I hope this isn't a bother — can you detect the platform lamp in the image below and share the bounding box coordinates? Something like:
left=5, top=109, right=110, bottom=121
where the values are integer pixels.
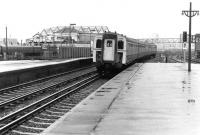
left=90, top=29, right=95, bottom=56
left=69, top=24, right=76, bottom=46
left=69, top=24, right=76, bottom=59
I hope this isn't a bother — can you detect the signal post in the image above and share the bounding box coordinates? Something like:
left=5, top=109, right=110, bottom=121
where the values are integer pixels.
left=182, top=2, right=199, bottom=71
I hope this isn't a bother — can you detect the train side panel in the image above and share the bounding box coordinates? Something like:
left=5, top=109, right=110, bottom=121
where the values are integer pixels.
left=126, top=38, right=139, bottom=64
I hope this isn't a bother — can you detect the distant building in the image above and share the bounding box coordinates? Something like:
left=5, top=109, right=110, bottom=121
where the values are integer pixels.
left=195, top=34, right=200, bottom=58
left=0, top=38, right=19, bottom=46
left=26, top=26, right=109, bottom=47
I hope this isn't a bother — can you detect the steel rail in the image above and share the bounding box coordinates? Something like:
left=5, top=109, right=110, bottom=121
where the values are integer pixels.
left=0, top=70, right=96, bottom=108
left=191, top=59, right=200, bottom=63
left=0, top=65, right=94, bottom=94
left=0, top=74, right=99, bottom=135
left=169, top=58, right=184, bottom=63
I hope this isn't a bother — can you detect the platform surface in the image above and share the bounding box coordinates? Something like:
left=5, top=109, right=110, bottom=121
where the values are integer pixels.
left=41, top=63, right=200, bottom=135
left=0, top=57, right=90, bottom=73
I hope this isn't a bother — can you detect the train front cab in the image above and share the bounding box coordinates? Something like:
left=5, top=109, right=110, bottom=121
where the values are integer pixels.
left=93, top=33, right=125, bottom=73
left=101, top=33, right=117, bottom=71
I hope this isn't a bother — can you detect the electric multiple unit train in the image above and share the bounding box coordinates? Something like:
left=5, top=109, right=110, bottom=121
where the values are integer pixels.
left=93, top=32, right=157, bottom=73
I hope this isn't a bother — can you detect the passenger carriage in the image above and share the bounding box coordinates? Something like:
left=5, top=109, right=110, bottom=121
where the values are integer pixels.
left=93, top=32, right=157, bottom=73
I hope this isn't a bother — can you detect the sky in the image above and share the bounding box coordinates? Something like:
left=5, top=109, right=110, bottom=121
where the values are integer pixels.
left=0, top=0, right=200, bottom=42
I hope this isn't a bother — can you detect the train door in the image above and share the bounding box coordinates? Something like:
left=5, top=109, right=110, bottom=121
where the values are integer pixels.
left=103, top=39, right=115, bottom=61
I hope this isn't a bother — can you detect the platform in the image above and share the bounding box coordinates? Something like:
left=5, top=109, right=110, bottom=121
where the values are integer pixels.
left=0, top=58, right=90, bottom=73
left=41, top=63, right=200, bottom=135
left=0, top=58, right=92, bottom=89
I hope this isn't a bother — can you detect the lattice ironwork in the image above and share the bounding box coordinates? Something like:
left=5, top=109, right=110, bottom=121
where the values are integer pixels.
left=138, top=38, right=187, bottom=51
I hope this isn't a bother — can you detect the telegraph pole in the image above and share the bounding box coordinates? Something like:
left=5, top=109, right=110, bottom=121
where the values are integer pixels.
left=5, top=26, right=8, bottom=60
left=182, top=2, right=199, bottom=71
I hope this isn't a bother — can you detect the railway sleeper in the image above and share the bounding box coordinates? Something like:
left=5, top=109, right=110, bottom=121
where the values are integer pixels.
left=50, top=106, right=71, bottom=111
left=0, top=124, right=5, bottom=128
left=31, top=118, right=55, bottom=124
left=61, top=100, right=79, bottom=105
left=28, top=119, right=52, bottom=125
left=58, top=100, right=76, bottom=105
left=15, top=125, right=45, bottom=132
left=12, top=130, right=39, bottom=135
left=0, top=96, right=12, bottom=100
left=2, top=93, right=16, bottom=97
left=37, top=113, right=60, bottom=119
left=41, top=111, right=63, bottom=117
left=43, top=110, right=64, bottom=116
left=22, top=121, right=50, bottom=128
left=33, top=116, right=57, bottom=122
left=47, top=108, right=67, bottom=113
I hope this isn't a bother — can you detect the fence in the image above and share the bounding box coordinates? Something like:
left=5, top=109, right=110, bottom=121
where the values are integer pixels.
left=58, top=46, right=91, bottom=59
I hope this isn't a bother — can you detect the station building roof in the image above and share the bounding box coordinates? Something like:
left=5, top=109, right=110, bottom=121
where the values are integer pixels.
left=27, top=26, right=109, bottom=44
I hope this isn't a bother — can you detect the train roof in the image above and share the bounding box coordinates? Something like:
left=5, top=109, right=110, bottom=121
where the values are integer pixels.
left=126, top=37, right=156, bottom=47
left=95, top=32, right=157, bottom=47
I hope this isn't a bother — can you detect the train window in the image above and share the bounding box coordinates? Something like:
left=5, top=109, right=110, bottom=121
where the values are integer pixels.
left=96, top=39, right=102, bottom=48
left=106, top=40, right=112, bottom=47
left=118, top=41, right=124, bottom=49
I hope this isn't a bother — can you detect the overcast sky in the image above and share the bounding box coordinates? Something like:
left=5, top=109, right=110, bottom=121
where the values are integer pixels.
left=0, top=0, right=199, bottom=42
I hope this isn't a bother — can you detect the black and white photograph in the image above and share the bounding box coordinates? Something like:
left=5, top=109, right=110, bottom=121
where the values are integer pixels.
left=0, top=0, right=200, bottom=134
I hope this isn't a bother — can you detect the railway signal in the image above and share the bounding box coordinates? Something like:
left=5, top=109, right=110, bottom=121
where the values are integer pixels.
left=183, top=31, right=187, bottom=42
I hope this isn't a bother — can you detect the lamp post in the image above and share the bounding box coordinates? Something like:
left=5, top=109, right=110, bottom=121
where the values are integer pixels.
left=38, top=32, right=40, bottom=47
left=90, top=29, right=95, bottom=56
left=182, top=2, right=199, bottom=71
left=69, top=24, right=76, bottom=46
left=5, top=26, right=8, bottom=60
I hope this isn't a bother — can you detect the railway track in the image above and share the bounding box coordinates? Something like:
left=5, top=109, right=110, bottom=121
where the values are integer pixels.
left=168, top=58, right=183, bottom=63
left=0, top=73, right=101, bottom=135
left=0, top=66, right=96, bottom=109
left=0, top=70, right=96, bottom=109
left=169, top=58, right=200, bottom=64
left=0, top=65, right=94, bottom=95
left=0, top=65, right=100, bottom=134
left=191, top=59, right=200, bottom=63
